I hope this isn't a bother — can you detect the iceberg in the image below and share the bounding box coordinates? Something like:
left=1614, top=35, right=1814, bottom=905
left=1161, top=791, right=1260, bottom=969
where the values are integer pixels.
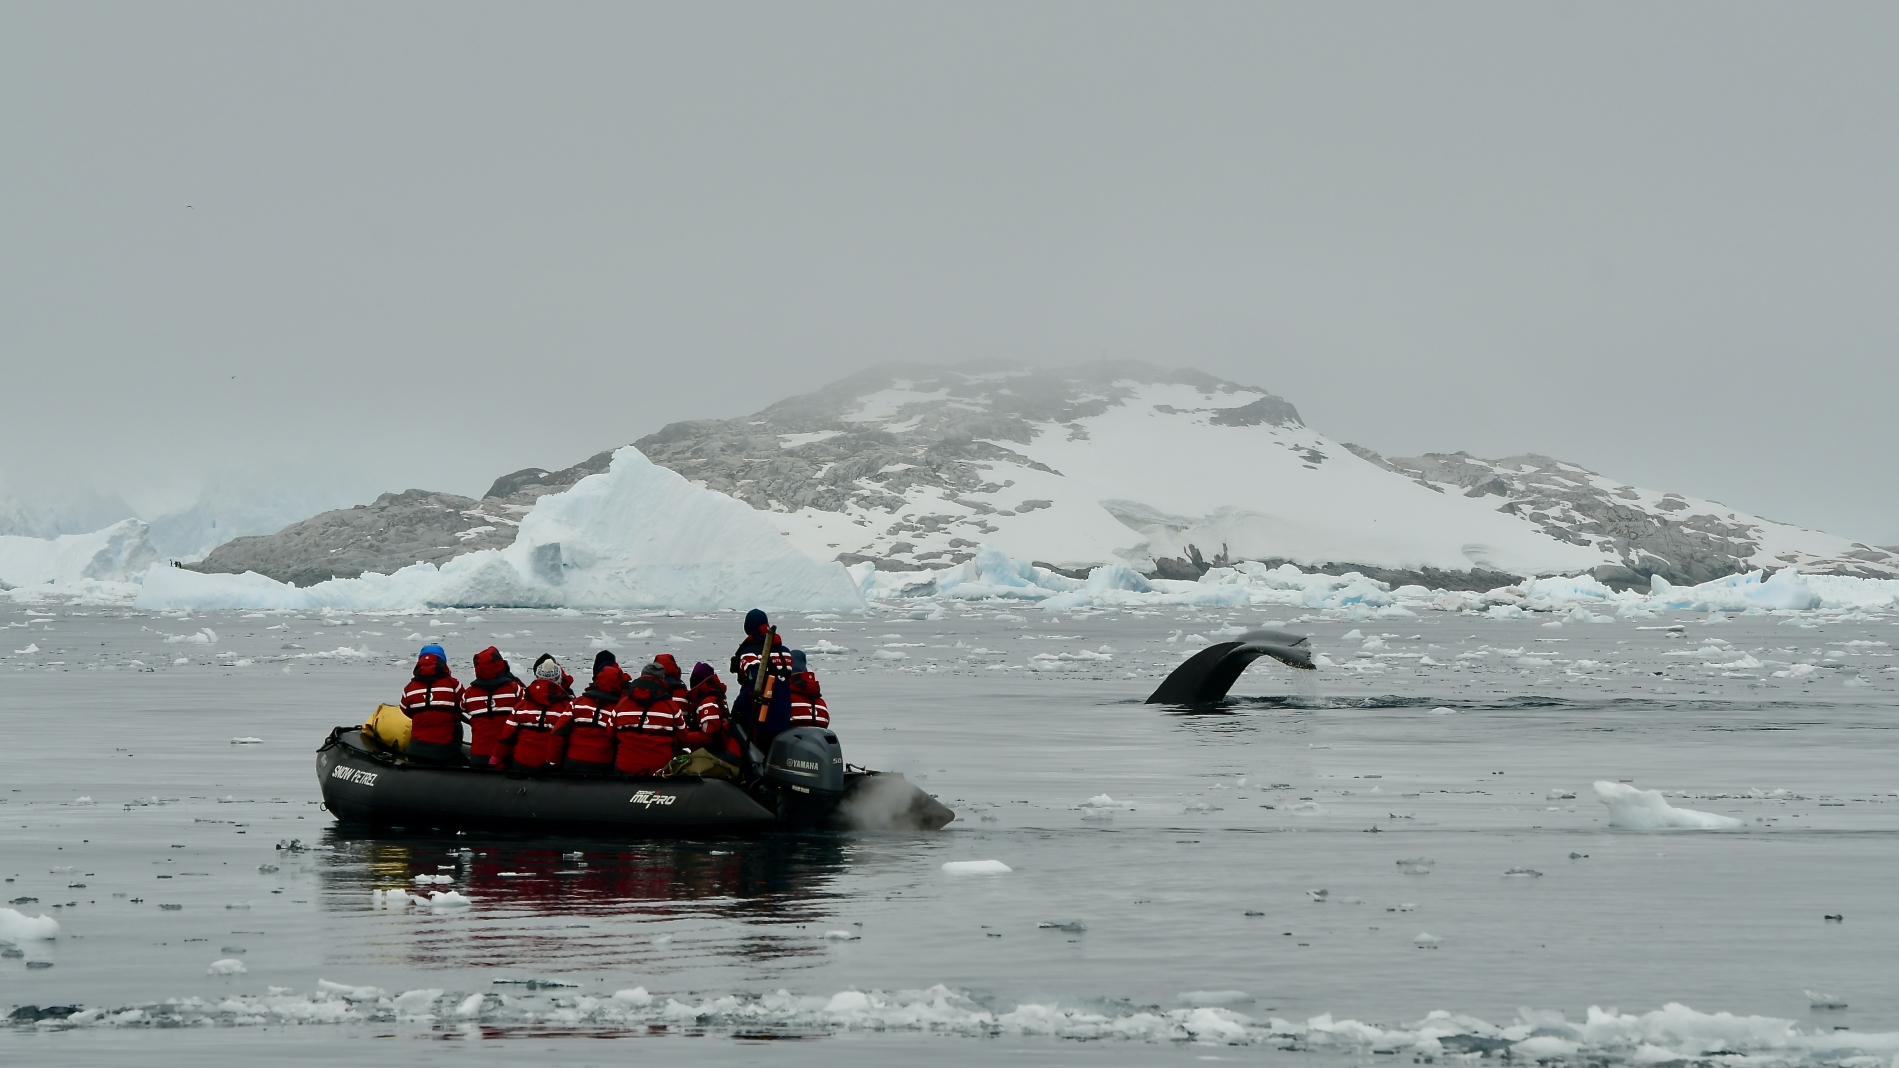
left=0, top=519, right=156, bottom=602
left=1593, top=782, right=1743, bottom=830
left=136, top=448, right=866, bottom=612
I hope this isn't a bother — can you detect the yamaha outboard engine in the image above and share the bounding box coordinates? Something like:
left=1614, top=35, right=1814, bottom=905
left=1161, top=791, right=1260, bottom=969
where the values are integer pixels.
left=763, top=727, right=846, bottom=826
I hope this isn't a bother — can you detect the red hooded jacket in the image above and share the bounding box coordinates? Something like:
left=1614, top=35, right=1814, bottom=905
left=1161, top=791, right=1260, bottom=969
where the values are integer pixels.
left=786, top=671, right=830, bottom=729
left=683, top=671, right=741, bottom=758
left=613, top=673, right=682, bottom=775
left=567, top=665, right=627, bottom=767
left=459, top=647, right=525, bottom=760
left=401, top=655, right=464, bottom=747
left=503, top=678, right=572, bottom=770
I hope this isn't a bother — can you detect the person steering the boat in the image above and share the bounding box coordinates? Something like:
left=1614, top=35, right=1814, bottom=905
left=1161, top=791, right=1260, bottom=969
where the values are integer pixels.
left=612, top=661, right=684, bottom=776
left=495, top=654, right=572, bottom=772
left=401, top=644, right=466, bottom=765
left=460, top=646, right=523, bottom=770
left=730, top=608, right=793, bottom=749
left=566, top=657, right=628, bottom=775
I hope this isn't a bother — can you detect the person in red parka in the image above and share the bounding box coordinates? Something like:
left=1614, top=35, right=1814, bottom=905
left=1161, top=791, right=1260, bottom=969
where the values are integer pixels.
left=653, top=653, right=690, bottom=715
left=460, top=646, right=524, bottom=769
left=566, top=658, right=628, bottom=775
left=401, top=644, right=465, bottom=765
left=613, top=662, right=683, bottom=776
left=498, top=654, right=572, bottom=772
left=682, top=661, right=744, bottom=762
left=785, top=648, right=831, bottom=732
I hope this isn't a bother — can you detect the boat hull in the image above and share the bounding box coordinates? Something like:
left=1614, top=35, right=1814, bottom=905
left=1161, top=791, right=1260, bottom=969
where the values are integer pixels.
left=316, top=727, right=953, bottom=834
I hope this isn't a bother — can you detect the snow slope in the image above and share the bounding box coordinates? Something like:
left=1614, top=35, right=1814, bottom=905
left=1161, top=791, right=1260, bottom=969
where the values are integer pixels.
left=135, top=448, right=864, bottom=612
left=635, top=363, right=1893, bottom=586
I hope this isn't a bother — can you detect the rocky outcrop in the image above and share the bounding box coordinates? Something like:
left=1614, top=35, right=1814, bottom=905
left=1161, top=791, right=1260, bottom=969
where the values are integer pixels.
left=1343, top=448, right=1899, bottom=588
left=191, top=490, right=528, bottom=588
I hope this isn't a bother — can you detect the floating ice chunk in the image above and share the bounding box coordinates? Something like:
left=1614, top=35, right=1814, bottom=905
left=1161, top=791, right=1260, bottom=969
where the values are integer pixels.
left=872, top=649, right=909, bottom=660
left=425, top=890, right=471, bottom=910
left=0, top=907, right=61, bottom=941
left=412, top=874, right=453, bottom=885
left=1037, top=920, right=1087, bottom=932
left=1547, top=789, right=1576, bottom=800
left=230, top=737, right=263, bottom=745
left=455, top=993, right=484, bottom=1017
left=392, top=989, right=442, bottom=1014
left=611, top=986, right=653, bottom=1007
left=1502, top=867, right=1543, bottom=877
left=74, top=795, right=94, bottom=805
left=1429, top=707, right=1456, bottom=715
left=942, top=860, right=1012, bottom=875
left=1286, top=801, right=1325, bottom=815
left=1773, top=663, right=1817, bottom=678
left=1178, top=990, right=1253, bottom=1007
left=823, top=930, right=861, bottom=940
left=15, top=643, right=39, bottom=654
left=1414, top=932, right=1440, bottom=948
left=207, top=958, right=248, bottom=975
left=1339, top=629, right=1364, bottom=640
left=172, top=657, right=189, bottom=666
left=1396, top=858, right=1434, bottom=874
left=1594, top=781, right=1742, bottom=829
left=317, top=979, right=388, bottom=1000
left=1805, top=990, right=1848, bottom=1009
left=164, top=628, right=218, bottom=645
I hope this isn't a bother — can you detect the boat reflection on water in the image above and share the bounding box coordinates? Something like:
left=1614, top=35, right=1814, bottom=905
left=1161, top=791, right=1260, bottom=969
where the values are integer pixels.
left=318, top=827, right=855, bottom=975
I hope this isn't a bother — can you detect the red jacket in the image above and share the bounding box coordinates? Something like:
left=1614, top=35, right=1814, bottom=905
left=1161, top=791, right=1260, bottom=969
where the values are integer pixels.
left=613, top=674, right=682, bottom=775
left=460, top=647, right=524, bottom=760
left=504, top=679, right=572, bottom=770
left=401, top=656, right=463, bottom=747
left=567, top=666, right=627, bottom=767
left=682, top=673, right=741, bottom=758
left=787, top=671, right=830, bottom=729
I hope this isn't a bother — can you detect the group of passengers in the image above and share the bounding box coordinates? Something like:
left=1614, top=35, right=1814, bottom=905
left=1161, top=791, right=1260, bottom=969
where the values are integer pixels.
left=394, top=609, right=828, bottom=780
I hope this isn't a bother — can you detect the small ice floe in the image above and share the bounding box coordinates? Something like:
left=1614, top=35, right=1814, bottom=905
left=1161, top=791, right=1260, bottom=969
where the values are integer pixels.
left=73, top=796, right=94, bottom=805
left=872, top=649, right=908, bottom=661
left=1594, top=781, right=1743, bottom=829
left=1038, top=921, right=1087, bottom=933
left=164, top=628, right=218, bottom=645
left=1306, top=889, right=1329, bottom=902
left=0, top=907, right=61, bottom=941
left=942, top=860, right=1011, bottom=875
left=1286, top=801, right=1325, bottom=815
left=611, top=986, right=654, bottom=1007
left=1387, top=903, right=1417, bottom=912
left=1183, top=801, right=1222, bottom=813
left=1806, top=990, right=1848, bottom=1009
left=1547, top=788, right=1576, bottom=800
left=1774, top=663, right=1818, bottom=679
left=1178, top=990, right=1253, bottom=1007
left=822, top=930, right=860, bottom=941
left=1414, top=932, right=1440, bottom=948
left=1502, top=867, right=1543, bottom=877
left=1428, top=707, right=1456, bottom=716
left=412, top=874, right=453, bottom=885
left=206, top=958, right=247, bottom=976
left=425, top=891, right=471, bottom=911
left=230, top=737, right=263, bottom=745
left=456, top=993, right=486, bottom=1018
left=1396, top=858, right=1434, bottom=874
left=14, top=643, right=39, bottom=655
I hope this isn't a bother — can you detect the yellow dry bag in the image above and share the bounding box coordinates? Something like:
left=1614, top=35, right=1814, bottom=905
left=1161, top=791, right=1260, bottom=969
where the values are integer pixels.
left=362, top=703, right=411, bottom=752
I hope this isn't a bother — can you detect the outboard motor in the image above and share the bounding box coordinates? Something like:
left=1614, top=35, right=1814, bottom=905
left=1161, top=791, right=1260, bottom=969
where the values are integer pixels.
left=763, top=727, right=846, bottom=826
left=763, top=727, right=846, bottom=798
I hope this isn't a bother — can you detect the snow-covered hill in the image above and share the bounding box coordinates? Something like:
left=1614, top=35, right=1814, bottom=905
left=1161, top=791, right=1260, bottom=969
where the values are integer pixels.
left=635, top=362, right=1895, bottom=588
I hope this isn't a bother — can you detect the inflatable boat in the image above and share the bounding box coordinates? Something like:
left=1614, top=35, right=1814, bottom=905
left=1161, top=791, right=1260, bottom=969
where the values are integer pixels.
left=316, top=725, right=954, bottom=835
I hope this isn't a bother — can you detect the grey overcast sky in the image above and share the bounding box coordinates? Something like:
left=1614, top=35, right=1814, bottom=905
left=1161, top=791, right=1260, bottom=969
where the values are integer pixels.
left=3, top=3, right=1895, bottom=542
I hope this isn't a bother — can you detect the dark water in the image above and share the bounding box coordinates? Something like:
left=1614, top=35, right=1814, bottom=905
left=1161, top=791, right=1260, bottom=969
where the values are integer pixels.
left=3, top=602, right=1896, bottom=1063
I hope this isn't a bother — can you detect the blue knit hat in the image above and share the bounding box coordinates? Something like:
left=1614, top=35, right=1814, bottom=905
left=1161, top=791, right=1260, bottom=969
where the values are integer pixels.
left=744, top=608, right=769, bottom=635
left=419, top=643, right=446, bottom=663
